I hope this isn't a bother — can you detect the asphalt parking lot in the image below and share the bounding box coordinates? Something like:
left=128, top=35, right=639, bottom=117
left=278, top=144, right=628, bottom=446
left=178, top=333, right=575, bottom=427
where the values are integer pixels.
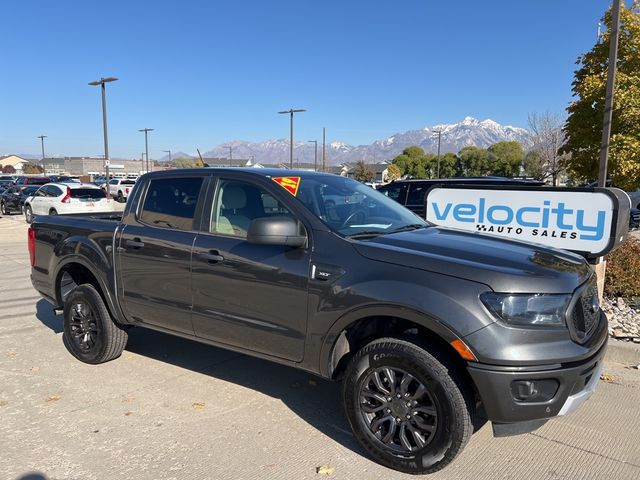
left=1, top=213, right=639, bottom=480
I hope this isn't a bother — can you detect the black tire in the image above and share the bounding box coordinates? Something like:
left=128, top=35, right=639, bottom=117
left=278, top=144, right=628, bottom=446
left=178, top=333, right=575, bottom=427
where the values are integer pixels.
left=24, top=205, right=33, bottom=224
left=117, top=191, right=124, bottom=203
left=342, top=338, right=474, bottom=474
left=49, top=208, right=58, bottom=215
left=62, top=284, right=128, bottom=364
left=1, top=202, right=9, bottom=215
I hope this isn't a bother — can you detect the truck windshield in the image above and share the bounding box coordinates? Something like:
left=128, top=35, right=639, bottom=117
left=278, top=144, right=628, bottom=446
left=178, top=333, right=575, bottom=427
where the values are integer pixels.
left=293, top=175, right=426, bottom=237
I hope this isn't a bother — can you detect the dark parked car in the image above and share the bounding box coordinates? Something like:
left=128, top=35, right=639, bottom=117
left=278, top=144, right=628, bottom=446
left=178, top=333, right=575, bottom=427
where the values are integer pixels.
left=29, top=169, right=606, bottom=474
left=377, top=177, right=545, bottom=217
left=1, top=185, right=41, bottom=215
left=13, top=176, right=51, bottom=186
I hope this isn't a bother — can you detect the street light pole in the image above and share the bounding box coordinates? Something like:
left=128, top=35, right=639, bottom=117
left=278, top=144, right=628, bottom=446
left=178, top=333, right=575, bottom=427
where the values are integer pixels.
left=598, top=0, right=621, bottom=187
left=139, top=128, right=154, bottom=173
left=322, top=127, right=326, bottom=172
left=278, top=108, right=306, bottom=168
left=141, top=152, right=145, bottom=174
left=88, top=77, right=118, bottom=184
left=163, top=150, right=172, bottom=162
left=37, top=135, right=47, bottom=161
left=308, top=140, right=318, bottom=171
left=436, top=130, right=442, bottom=179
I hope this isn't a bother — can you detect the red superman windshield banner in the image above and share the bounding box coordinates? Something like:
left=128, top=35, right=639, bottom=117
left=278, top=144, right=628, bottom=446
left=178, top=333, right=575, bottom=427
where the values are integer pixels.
left=272, top=176, right=301, bottom=196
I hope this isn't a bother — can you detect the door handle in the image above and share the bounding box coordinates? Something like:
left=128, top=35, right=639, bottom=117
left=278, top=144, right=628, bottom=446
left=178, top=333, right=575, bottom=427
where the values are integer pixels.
left=126, top=238, right=145, bottom=249
left=198, top=250, right=224, bottom=264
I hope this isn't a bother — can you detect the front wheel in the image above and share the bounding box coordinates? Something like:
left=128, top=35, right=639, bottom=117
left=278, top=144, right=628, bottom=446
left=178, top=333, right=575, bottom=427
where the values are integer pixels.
left=1, top=202, right=9, bottom=215
left=63, top=284, right=128, bottom=364
left=24, top=205, right=33, bottom=224
left=49, top=208, right=58, bottom=215
left=342, top=338, right=474, bottom=474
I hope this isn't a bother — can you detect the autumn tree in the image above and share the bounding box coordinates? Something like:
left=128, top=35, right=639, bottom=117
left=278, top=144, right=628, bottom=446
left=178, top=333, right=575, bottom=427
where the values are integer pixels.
left=561, top=1, right=640, bottom=189
left=2, top=165, right=16, bottom=174
left=23, top=164, right=44, bottom=174
left=352, top=160, right=375, bottom=182
left=386, top=163, right=401, bottom=181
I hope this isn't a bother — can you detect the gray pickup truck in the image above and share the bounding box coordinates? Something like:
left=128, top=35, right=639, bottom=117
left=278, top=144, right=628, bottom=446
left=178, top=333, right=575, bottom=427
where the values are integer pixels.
left=29, top=168, right=607, bottom=474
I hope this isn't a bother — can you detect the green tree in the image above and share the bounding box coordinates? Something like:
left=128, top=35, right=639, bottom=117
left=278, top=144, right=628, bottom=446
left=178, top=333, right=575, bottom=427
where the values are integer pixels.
left=457, top=146, right=490, bottom=176
left=561, top=2, right=640, bottom=189
left=487, top=141, right=524, bottom=177
left=438, top=153, right=458, bottom=178
left=523, top=149, right=547, bottom=180
left=386, top=163, right=401, bottom=181
left=352, top=160, right=375, bottom=182
left=391, top=146, right=430, bottom=178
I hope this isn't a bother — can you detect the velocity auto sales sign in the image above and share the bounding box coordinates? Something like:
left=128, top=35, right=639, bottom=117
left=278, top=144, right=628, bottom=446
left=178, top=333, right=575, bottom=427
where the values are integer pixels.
left=425, top=186, right=630, bottom=258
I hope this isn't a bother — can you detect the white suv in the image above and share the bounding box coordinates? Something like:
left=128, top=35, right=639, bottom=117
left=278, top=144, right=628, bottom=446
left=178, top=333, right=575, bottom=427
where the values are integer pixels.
left=24, top=183, right=116, bottom=223
left=108, top=178, right=137, bottom=202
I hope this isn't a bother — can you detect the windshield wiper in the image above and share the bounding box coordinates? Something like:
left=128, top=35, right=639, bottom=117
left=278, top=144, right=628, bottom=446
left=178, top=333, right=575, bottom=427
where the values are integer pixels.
left=345, top=230, right=387, bottom=239
left=386, top=224, right=427, bottom=234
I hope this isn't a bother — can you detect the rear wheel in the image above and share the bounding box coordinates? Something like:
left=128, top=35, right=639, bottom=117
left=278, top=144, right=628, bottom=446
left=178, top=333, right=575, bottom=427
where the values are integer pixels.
left=117, top=191, right=124, bottom=203
left=0, top=202, right=7, bottom=215
left=342, top=338, right=474, bottom=474
left=24, top=205, right=33, bottom=224
left=63, top=284, right=128, bottom=364
left=49, top=208, right=58, bottom=215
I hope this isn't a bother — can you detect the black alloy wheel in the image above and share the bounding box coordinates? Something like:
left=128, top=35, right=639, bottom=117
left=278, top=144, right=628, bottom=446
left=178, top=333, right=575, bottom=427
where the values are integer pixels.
left=68, top=301, right=98, bottom=353
left=358, top=367, right=438, bottom=452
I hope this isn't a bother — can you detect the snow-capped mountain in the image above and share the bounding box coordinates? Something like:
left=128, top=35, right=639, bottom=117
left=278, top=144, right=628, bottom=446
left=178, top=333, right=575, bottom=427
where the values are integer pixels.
left=191, top=117, right=532, bottom=165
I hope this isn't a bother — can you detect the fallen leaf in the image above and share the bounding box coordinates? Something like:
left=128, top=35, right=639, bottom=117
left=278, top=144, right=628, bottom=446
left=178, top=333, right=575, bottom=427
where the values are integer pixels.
left=46, top=395, right=61, bottom=402
left=6, top=351, right=17, bottom=358
left=30, top=366, right=40, bottom=372
left=192, top=402, right=206, bottom=410
left=122, top=395, right=135, bottom=403
left=124, top=411, right=133, bottom=416
left=600, top=373, right=617, bottom=383
left=316, top=465, right=335, bottom=476
left=0, top=400, right=8, bottom=407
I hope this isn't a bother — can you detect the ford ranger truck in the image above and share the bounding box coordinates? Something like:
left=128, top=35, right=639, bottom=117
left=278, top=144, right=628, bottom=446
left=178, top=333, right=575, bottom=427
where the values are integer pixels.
left=29, top=168, right=607, bottom=474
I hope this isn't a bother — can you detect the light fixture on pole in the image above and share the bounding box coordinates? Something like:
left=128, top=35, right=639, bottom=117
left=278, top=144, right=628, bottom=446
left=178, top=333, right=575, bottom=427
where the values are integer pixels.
left=88, top=77, right=118, bottom=184
left=162, top=149, right=172, bottom=162
left=278, top=108, right=306, bottom=168
left=308, top=140, right=318, bottom=171
left=37, top=135, right=47, bottom=162
left=139, top=128, right=154, bottom=173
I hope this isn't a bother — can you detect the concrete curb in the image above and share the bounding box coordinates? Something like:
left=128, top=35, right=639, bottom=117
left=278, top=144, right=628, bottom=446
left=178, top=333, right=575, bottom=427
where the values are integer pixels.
left=605, top=338, right=640, bottom=366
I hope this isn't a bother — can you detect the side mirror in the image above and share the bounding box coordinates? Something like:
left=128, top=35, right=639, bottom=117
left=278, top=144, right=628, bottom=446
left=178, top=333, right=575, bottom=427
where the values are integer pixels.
left=247, top=216, right=307, bottom=248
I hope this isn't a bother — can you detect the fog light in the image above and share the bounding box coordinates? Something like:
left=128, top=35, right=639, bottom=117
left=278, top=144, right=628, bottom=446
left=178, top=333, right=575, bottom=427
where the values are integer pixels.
left=511, top=379, right=559, bottom=402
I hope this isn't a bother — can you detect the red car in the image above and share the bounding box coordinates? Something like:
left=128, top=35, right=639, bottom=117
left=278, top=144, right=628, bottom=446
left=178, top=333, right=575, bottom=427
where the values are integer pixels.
left=14, top=176, right=51, bottom=186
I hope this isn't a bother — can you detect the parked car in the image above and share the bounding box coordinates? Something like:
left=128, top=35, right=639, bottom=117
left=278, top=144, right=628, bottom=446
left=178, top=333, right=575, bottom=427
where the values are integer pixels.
left=48, top=175, right=79, bottom=184
left=0, top=185, right=41, bottom=215
left=377, top=177, right=545, bottom=217
left=29, top=169, right=606, bottom=474
left=13, top=176, right=51, bottom=186
left=107, top=178, right=136, bottom=202
left=0, top=179, right=14, bottom=190
left=23, top=182, right=115, bottom=223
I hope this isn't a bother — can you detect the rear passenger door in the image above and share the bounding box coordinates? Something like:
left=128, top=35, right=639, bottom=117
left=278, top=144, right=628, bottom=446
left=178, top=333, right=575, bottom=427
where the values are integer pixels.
left=406, top=183, right=429, bottom=216
left=191, top=175, right=311, bottom=361
left=117, top=174, right=208, bottom=334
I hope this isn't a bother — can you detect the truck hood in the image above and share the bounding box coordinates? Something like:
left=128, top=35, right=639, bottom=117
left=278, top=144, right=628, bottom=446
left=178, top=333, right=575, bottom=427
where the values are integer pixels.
left=353, top=227, right=592, bottom=293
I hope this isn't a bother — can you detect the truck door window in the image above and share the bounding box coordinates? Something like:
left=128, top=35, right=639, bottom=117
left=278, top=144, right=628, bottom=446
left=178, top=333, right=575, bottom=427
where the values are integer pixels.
left=140, top=177, right=203, bottom=231
left=211, top=180, right=292, bottom=238
left=407, top=184, right=428, bottom=206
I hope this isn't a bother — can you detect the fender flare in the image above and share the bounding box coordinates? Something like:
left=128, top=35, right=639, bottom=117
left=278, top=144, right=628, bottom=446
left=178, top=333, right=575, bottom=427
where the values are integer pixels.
left=318, top=303, right=463, bottom=378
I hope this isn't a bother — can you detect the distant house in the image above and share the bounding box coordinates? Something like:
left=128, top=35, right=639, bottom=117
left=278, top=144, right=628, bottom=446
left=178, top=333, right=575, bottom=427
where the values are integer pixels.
left=0, top=155, right=30, bottom=173
left=337, top=161, right=391, bottom=182
left=40, top=157, right=66, bottom=176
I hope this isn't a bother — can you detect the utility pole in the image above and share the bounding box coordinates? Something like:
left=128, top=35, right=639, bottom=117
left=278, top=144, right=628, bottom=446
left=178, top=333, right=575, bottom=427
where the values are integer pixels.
left=88, top=77, right=118, bottom=184
left=308, top=140, right=318, bottom=171
left=436, top=130, right=442, bottom=178
left=229, top=146, right=232, bottom=163
left=598, top=0, right=621, bottom=187
left=322, top=127, right=326, bottom=172
left=278, top=108, right=306, bottom=168
left=139, top=128, right=154, bottom=173
left=162, top=150, right=172, bottom=162
left=141, top=152, right=145, bottom=174
left=37, top=135, right=47, bottom=162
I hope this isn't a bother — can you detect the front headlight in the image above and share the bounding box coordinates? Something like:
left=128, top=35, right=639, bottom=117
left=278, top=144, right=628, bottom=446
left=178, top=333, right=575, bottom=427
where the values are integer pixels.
left=480, top=292, right=571, bottom=328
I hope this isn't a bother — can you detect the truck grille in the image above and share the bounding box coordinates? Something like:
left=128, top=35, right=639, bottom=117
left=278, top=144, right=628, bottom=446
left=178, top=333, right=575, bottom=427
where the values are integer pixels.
left=569, top=277, right=600, bottom=343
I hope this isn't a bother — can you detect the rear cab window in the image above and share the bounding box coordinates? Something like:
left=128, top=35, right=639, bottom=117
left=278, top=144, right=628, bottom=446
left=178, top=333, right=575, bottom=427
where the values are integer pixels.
left=139, top=177, right=204, bottom=231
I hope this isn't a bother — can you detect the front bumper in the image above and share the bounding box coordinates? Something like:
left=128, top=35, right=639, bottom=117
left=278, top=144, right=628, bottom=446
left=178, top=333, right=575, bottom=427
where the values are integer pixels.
left=467, top=332, right=607, bottom=436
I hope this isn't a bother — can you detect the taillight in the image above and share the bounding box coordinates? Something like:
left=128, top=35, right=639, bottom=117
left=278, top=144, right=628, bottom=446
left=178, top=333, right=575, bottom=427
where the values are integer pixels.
left=28, top=227, right=36, bottom=267
left=125, top=188, right=130, bottom=194
left=61, top=187, right=71, bottom=203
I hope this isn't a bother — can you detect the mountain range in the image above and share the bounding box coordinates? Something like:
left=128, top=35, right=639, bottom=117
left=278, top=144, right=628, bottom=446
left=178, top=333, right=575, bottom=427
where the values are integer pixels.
left=158, top=117, right=532, bottom=165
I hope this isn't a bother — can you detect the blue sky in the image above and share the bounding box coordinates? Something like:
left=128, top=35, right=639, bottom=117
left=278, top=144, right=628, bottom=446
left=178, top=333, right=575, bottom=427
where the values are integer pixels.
left=0, top=0, right=619, bottom=159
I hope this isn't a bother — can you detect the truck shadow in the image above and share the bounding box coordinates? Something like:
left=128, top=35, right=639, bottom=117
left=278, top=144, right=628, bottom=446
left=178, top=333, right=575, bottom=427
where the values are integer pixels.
left=35, top=299, right=488, bottom=460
